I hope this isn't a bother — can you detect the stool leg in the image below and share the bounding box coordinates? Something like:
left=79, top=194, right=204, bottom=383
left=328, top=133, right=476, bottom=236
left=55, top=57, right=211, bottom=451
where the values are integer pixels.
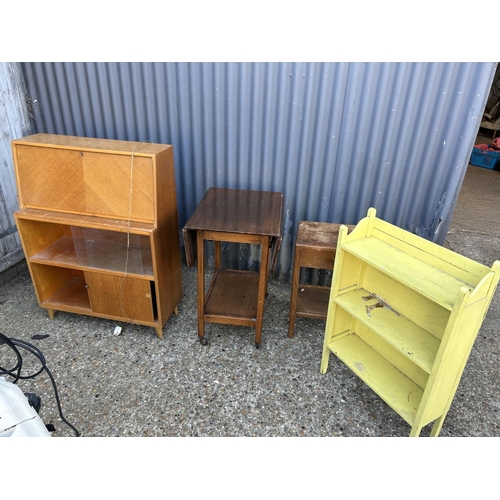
left=288, top=247, right=301, bottom=338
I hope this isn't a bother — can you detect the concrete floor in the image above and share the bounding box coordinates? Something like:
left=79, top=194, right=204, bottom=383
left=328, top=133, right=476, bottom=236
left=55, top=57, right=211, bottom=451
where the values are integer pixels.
left=1, top=139, right=499, bottom=440
left=449, top=133, right=500, bottom=235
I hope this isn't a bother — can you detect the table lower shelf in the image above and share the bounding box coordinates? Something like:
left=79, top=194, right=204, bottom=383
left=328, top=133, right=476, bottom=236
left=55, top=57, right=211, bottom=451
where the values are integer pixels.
left=296, top=284, right=330, bottom=319
left=204, top=269, right=260, bottom=326
left=326, top=332, right=424, bottom=426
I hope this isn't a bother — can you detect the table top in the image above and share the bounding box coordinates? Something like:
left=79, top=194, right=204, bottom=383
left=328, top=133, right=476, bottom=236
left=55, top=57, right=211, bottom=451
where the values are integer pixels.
left=184, top=187, right=284, bottom=237
left=297, top=221, right=357, bottom=250
left=182, top=188, right=284, bottom=268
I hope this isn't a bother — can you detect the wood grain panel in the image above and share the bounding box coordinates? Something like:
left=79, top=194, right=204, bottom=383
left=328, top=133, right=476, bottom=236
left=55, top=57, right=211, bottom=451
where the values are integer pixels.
left=15, top=145, right=86, bottom=212
left=85, top=272, right=154, bottom=323
left=184, top=187, right=283, bottom=237
left=83, top=152, right=154, bottom=221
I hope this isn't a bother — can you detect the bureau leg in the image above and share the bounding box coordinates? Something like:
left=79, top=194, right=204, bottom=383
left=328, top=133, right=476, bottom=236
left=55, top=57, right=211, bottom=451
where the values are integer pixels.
left=155, top=327, right=163, bottom=339
left=47, top=309, right=55, bottom=320
left=174, top=306, right=179, bottom=315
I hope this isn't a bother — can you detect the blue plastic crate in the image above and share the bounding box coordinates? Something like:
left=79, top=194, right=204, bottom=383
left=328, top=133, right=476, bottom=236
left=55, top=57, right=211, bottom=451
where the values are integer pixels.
left=470, top=147, right=500, bottom=170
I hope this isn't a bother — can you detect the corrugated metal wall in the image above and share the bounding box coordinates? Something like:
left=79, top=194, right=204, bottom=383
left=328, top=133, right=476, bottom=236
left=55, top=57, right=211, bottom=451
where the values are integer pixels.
left=13, top=62, right=495, bottom=281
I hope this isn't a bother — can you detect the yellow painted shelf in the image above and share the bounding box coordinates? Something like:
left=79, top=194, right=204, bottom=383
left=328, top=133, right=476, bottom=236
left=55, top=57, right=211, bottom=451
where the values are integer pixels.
left=321, top=207, right=500, bottom=437
left=327, top=333, right=423, bottom=426
left=334, top=288, right=440, bottom=374
left=342, top=237, right=473, bottom=311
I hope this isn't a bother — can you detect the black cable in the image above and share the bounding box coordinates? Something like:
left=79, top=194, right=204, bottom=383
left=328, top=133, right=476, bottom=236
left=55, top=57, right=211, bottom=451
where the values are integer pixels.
left=0, top=334, right=23, bottom=383
left=0, top=332, right=80, bottom=437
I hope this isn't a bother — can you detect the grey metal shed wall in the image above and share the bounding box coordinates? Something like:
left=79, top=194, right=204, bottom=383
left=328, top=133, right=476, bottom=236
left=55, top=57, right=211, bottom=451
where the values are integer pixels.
left=0, top=62, right=33, bottom=273
left=18, top=62, right=495, bottom=280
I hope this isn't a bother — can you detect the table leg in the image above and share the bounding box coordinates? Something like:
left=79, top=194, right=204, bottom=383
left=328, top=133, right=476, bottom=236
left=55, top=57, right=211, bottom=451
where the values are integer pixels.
left=197, top=230, right=207, bottom=345
left=254, top=236, right=271, bottom=348
left=214, top=240, right=221, bottom=270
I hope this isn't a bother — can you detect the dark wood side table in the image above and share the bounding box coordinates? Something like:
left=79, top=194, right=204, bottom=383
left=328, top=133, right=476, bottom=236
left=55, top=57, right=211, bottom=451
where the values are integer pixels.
left=183, top=187, right=283, bottom=348
left=288, top=221, right=356, bottom=338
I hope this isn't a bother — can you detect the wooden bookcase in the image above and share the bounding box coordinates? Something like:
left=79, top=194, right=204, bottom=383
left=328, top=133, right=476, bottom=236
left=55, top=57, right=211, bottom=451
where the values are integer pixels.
left=12, top=133, right=182, bottom=338
left=321, top=207, right=500, bottom=436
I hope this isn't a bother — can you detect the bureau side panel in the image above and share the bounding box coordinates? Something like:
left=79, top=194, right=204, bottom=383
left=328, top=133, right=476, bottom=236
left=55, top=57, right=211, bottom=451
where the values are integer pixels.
left=152, top=146, right=182, bottom=325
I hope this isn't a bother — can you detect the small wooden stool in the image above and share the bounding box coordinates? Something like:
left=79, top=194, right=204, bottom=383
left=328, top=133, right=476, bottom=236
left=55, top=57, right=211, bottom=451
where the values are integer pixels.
left=288, top=221, right=355, bottom=338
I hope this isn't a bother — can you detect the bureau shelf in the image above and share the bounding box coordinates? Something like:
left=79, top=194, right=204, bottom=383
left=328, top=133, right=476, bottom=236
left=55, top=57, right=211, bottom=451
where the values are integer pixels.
left=321, top=207, right=500, bottom=437
left=28, top=232, right=154, bottom=278
left=42, top=275, right=92, bottom=312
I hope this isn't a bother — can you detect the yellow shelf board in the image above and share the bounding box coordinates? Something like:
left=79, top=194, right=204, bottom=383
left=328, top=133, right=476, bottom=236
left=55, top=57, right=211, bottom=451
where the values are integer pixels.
left=327, top=333, right=423, bottom=426
left=334, top=289, right=440, bottom=374
left=343, top=237, right=472, bottom=310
